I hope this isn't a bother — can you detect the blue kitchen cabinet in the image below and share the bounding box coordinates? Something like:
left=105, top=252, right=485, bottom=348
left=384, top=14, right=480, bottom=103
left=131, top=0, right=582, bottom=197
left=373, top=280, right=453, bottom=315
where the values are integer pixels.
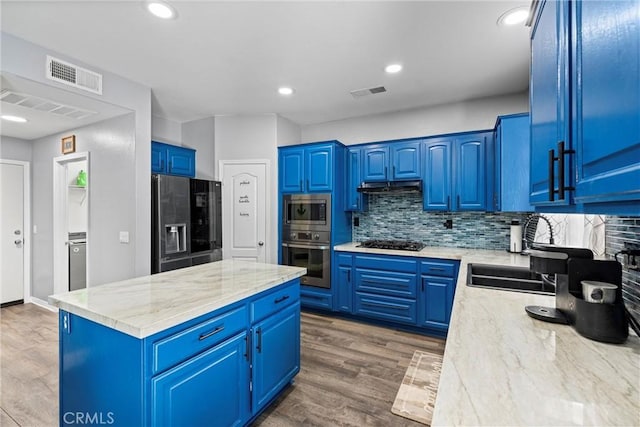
left=346, top=147, right=367, bottom=211
left=362, top=145, right=389, bottom=181
left=151, top=332, right=249, bottom=427
left=423, top=132, right=492, bottom=211
left=571, top=0, right=640, bottom=209
left=495, top=114, right=533, bottom=212
left=300, top=287, right=334, bottom=310
left=58, top=279, right=301, bottom=427
left=252, top=302, right=300, bottom=414
left=361, top=141, right=421, bottom=182
left=279, top=148, right=305, bottom=193
left=335, top=253, right=353, bottom=313
left=279, top=144, right=333, bottom=193
left=151, top=141, right=196, bottom=177
left=419, top=260, right=458, bottom=331
left=423, top=139, right=452, bottom=211
left=529, top=0, right=571, bottom=207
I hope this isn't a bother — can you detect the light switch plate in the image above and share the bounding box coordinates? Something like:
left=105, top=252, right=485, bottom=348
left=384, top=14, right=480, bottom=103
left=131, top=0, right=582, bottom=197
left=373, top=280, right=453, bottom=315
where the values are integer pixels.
left=119, top=231, right=129, bottom=243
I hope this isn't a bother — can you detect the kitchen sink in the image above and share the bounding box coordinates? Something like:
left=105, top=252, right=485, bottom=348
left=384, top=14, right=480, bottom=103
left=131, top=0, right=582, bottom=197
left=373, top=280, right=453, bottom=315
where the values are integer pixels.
left=467, top=263, right=554, bottom=295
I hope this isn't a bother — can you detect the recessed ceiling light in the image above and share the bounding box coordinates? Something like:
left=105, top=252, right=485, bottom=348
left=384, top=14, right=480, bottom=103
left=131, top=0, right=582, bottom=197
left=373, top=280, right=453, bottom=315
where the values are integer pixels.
left=385, top=64, right=403, bottom=74
left=497, top=6, right=529, bottom=26
left=146, top=1, right=177, bottom=19
left=278, top=87, right=295, bottom=96
left=1, top=115, right=28, bottom=123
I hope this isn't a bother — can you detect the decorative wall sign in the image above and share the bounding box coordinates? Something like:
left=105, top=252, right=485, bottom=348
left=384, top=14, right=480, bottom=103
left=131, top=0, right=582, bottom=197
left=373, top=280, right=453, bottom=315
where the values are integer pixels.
left=233, top=173, right=257, bottom=248
left=62, top=135, right=76, bottom=154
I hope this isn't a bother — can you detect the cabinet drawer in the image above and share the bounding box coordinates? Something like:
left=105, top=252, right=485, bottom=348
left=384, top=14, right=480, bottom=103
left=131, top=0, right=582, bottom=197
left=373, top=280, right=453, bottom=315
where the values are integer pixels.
left=355, top=268, right=417, bottom=298
left=152, top=306, right=247, bottom=375
left=420, top=260, right=457, bottom=277
left=251, top=281, right=299, bottom=322
left=300, top=289, right=333, bottom=310
left=354, top=255, right=417, bottom=273
left=354, top=293, right=417, bottom=325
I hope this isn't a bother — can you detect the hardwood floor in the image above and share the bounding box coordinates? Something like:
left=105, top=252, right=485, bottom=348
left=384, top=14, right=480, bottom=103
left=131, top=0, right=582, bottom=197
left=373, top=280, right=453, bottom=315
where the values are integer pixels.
left=0, top=304, right=445, bottom=426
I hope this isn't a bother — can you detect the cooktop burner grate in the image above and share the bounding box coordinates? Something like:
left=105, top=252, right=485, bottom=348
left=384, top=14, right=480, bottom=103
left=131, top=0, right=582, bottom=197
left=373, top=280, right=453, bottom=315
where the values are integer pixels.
left=357, top=239, right=426, bottom=252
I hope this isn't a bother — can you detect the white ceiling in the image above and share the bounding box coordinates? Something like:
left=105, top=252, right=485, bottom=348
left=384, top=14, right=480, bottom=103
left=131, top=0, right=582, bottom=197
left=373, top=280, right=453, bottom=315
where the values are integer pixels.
left=1, top=1, right=531, bottom=127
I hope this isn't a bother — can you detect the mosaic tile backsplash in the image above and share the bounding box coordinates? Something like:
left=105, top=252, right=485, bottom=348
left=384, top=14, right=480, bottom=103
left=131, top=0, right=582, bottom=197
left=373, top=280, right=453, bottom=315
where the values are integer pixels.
left=605, top=216, right=640, bottom=326
left=351, top=192, right=530, bottom=250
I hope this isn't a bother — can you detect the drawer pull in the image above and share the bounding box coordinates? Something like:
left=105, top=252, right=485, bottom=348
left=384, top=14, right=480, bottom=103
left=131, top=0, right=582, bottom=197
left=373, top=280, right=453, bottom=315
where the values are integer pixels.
left=198, top=325, right=224, bottom=341
left=429, top=267, right=446, bottom=271
left=362, top=301, right=406, bottom=311
left=244, top=335, right=250, bottom=361
left=275, top=295, right=290, bottom=304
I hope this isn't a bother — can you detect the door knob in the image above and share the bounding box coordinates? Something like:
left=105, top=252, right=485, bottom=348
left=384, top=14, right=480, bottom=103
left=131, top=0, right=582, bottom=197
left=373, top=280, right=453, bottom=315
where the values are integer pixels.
left=14, top=230, right=21, bottom=235
left=258, top=241, right=264, bottom=246
left=14, top=239, right=22, bottom=245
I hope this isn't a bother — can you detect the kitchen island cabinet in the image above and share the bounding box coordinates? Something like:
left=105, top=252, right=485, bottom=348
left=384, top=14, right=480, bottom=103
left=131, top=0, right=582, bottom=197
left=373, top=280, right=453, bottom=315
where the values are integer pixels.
left=49, top=260, right=305, bottom=427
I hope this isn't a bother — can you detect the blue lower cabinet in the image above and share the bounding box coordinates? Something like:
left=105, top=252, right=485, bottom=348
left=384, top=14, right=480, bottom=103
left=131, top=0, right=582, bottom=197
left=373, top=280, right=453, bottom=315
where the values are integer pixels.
left=354, top=292, right=417, bottom=325
left=300, top=287, right=334, bottom=310
left=252, top=303, right=300, bottom=413
left=151, top=332, right=249, bottom=427
left=419, top=276, right=455, bottom=331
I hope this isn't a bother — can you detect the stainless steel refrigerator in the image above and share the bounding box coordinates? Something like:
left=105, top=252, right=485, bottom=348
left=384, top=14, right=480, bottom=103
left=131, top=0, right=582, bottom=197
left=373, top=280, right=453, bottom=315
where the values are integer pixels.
left=151, top=175, right=222, bottom=274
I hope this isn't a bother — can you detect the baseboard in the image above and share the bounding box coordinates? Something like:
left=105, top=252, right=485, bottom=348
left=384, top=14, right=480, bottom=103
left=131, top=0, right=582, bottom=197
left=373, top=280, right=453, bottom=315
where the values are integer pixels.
left=29, top=297, right=59, bottom=313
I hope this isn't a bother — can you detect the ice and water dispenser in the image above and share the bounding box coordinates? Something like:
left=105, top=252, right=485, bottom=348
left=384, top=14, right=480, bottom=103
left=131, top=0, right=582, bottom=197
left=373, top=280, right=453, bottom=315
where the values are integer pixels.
left=165, top=224, right=187, bottom=254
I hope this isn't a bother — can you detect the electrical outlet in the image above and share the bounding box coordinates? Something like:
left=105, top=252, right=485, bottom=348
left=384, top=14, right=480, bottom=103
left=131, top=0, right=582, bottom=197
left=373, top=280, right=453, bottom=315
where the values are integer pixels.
left=354, top=217, right=359, bottom=227
left=443, top=219, right=453, bottom=229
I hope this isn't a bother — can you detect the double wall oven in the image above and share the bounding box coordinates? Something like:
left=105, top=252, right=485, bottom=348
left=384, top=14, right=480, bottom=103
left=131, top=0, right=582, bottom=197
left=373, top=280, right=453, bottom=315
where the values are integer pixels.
left=281, top=194, right=331, bottom=289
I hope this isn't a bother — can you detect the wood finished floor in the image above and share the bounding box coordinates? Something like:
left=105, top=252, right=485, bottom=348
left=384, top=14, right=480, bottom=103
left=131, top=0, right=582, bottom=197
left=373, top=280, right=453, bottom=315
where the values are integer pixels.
left=0, top=304, right=445, bottom=427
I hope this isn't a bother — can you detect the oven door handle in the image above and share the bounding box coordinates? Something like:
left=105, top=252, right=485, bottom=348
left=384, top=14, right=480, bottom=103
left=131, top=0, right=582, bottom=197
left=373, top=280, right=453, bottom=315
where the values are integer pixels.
left=281, top=243, right=330, bottom=250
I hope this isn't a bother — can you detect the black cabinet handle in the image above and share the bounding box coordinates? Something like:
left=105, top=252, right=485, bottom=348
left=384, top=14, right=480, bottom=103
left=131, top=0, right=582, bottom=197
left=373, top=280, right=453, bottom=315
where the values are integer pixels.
left=430, top=267, right=446, bottom=272
left=256, top=327, right=262, bottom=353
left=199, top=325, right=224, bottom=341
left=306, top=179, right=310, bottom=189
left=421, top=281, right=425, bottom=292
left=392, top=165, right=396, bottom=177
left=384, top=166, right=388, bottom=178
left=274, top=295, right=290, bottom=304
left=548, top=141, right=575, bottom=202
left=447, top=196, right=450, bottom=211
left=347, top=270, right=351, bottom=283
left=243, top=335, right=250, bottom=361
left=548, top=148, right=556, bottom=201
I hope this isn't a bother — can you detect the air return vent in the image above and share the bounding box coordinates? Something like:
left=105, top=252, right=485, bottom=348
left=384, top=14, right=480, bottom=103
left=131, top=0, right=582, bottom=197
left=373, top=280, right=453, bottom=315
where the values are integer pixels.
left=0, top=90, right=97, bottom=120
left=46, top=56, right=103, bottom=95
left=350, top=86, right=387, bottom=99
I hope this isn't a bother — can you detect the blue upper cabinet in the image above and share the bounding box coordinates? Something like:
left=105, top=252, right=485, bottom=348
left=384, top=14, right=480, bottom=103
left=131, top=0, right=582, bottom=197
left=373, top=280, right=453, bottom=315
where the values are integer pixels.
left=571, top=0, right=640, bottom=210
left=279, top=148, right=305, bottom=193
left=495, top=114, right=534, bottom=212
left=423, top=132, right=492, bottom=211
left=529, top=0, right=571, bottom=207
left=423, top=139, right=452, bottom=211
left=279, top=144, right=333, bottom=193
left=362, top=145, right=389, bottom=181
left=152, top=141, right=196, bottom=177
left=390, top=141, right=422, bottom=180
left=362, top=141, right=421, bottom=182
left=346, top=147, right=366, bottom=211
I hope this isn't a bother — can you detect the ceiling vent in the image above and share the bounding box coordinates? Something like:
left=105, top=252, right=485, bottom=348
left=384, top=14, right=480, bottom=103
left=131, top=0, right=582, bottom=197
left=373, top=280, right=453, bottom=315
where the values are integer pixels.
left=350, top=86, right=387, bottom=99
left=0, top=90, right=97, bottom=120
left=46, top=55, right=103, bottom=95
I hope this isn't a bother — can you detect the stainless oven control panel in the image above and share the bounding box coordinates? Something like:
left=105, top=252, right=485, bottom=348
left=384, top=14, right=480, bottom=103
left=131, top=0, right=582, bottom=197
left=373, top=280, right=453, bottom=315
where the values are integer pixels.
left=283, top=229, right=330, bottom=244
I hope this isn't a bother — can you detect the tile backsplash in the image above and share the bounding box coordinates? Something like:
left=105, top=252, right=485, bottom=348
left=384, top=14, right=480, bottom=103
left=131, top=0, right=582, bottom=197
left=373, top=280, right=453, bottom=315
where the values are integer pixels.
left=605, top=216, right=640, bottom=325
left=352, top=192, right=530, bottom=250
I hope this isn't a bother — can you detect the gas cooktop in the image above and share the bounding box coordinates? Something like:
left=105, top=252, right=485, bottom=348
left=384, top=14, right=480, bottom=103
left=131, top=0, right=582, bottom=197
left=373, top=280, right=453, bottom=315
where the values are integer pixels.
left=356, top=239, right=426, bottom=252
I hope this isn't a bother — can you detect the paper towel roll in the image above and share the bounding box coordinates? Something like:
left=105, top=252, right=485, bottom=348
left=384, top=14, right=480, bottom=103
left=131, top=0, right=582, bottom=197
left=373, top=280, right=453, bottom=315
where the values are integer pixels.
left=510, top=221, right=522, bottom=253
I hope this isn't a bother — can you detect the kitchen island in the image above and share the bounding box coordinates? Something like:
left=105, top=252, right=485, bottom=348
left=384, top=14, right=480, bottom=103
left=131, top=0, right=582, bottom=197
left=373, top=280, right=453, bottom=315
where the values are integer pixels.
left=49, top=259, right=306, bottom=427
left=335, top=244, right=639, bottom=426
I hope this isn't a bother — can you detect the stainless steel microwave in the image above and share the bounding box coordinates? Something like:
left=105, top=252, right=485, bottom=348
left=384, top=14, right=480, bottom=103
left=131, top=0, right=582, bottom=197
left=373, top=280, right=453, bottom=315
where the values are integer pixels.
left=282, top=194, right=331, bottom=231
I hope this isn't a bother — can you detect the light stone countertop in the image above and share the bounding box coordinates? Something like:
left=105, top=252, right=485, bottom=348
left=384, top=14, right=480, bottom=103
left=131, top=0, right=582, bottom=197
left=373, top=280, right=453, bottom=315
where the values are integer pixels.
left=48, top=259, right=306, bottom=339
left=335, top=243, right=640, bottom=426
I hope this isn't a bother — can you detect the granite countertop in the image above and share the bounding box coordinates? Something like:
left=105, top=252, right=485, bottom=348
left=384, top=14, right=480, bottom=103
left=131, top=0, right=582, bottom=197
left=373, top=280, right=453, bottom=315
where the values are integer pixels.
left=335, top=243, right=640, bottom=426
left=48, top=259, right=306, bottom=339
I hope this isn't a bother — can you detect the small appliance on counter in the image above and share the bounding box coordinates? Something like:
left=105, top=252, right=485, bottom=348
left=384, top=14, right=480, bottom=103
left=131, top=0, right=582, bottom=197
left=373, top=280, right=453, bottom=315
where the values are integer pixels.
left=525, top=243, right=629, bottom=344
left=509, top=220, right=522, bottom=253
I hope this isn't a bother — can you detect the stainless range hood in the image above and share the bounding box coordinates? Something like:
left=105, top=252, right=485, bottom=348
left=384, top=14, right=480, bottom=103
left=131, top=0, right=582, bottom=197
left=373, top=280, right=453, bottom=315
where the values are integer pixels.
left=356, top=180, right=422, bottom=193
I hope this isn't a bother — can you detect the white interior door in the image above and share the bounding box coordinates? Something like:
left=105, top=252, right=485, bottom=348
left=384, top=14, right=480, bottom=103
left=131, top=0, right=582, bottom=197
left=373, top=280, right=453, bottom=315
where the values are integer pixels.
left=1, top=162, right=25, bottom=304
left=220, top=161, right=269, bottom=263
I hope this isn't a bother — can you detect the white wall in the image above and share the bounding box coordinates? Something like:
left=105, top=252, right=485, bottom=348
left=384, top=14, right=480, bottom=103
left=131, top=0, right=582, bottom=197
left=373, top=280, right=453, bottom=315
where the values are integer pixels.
left=214, top=114, right=279, bottom=264
left=0, top=136, right=32, bottom=162
left=2, top=32, right=152, bottom=281
left=31, top=114, right=136, bottom=299
left=182, top=117, right=215, bottom=180
left=152, top=115, right=182, bottom=145
left=299, top=91, right=529, bottom=145
left=276, top=115, right=301, bottom=147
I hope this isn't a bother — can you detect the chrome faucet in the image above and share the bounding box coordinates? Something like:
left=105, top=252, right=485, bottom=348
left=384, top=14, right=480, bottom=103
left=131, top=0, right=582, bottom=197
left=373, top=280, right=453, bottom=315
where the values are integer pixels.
left=522, top=214, right=555, bottom=253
